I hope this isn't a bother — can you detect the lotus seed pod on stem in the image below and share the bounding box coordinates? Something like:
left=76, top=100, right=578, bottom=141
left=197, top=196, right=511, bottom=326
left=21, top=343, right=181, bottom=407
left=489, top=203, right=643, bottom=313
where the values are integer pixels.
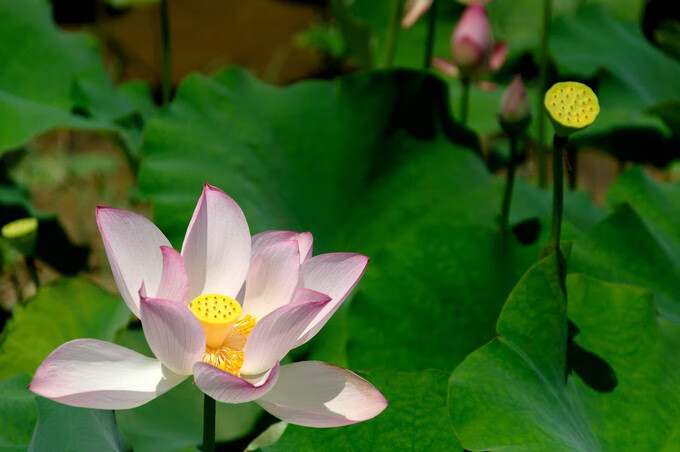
left=544, top=81, right=600, bottom=137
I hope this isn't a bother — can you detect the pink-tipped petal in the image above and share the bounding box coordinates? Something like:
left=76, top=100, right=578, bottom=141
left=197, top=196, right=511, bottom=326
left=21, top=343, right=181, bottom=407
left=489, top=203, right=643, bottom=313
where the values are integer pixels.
left=181, top=184, right=251, bottom=300
left=192, top=362, right=279, bottom=403
left=29, top=339, right=185, bottom=409
left=256, top=361, right=388, bottom=427
left=489, top=42, right=508, bottom=71
left=156, top=246, right=190, bottom=303
left=251, top=230, right=313, bottom=264
left=290, top=288, right=331, bottom=305
left=242, top=241, right=301, bottom=320
left=241, top=295, right=331, bottom=375
left=432, top=58, right=460, bottom=78
left=139, top=294, right=206, bottom=375
left=401, top=0, right=433, bottom=29
left=295, top=253, right=369, bottom=346
left=96, top=207, right=171, bottom=317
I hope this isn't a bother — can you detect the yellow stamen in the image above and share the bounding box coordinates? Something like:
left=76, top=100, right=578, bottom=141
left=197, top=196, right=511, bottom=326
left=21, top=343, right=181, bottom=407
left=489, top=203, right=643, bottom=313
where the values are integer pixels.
left=202, top=346, right=245, bottom=375
left=189, top=294, right=242, bottom=348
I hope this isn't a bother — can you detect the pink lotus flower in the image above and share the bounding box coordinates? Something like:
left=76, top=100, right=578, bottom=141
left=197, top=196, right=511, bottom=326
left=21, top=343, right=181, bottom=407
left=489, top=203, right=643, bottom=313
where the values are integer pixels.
left=29, top=184, right=387, bottom=428
left=433, top=5, right=507, bottom=80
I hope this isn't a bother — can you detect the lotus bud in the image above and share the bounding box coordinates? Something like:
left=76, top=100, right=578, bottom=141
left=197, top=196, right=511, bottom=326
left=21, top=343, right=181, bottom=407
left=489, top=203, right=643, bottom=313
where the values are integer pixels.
left=1, top=217, right=38, bottom=256
left=451, top=5, right=506, bottom=78
left=499, top=75, right=531, bottom=133
left=544, top=82, right=600, bottom=137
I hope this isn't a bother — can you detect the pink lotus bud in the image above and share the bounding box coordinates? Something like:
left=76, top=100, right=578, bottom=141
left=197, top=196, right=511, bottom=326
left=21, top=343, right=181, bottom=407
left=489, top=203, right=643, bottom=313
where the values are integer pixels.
left=451, top=5, right=506, bottom=78
left=451, top=6, right=490, bottom=74
left=499, top=75, right=531, bottom=132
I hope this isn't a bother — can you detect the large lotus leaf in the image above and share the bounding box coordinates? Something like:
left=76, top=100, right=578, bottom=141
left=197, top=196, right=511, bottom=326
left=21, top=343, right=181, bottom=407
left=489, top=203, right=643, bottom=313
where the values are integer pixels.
left=0, top=278, right=130, bottom=379
left=570, top=205, right=680, bottom=321
left=0, top=374, right=37, bottom=452
left=0, top=0, right=150, bottom=154
left=606, top=166, right=680, bottom=263
left=115, top=329, right=261, bottom=452
left=261, top=369, right=461, bottom=451
left=28, top=398, right=124, bottom=452
left=449, top=254, right=680, bottom=450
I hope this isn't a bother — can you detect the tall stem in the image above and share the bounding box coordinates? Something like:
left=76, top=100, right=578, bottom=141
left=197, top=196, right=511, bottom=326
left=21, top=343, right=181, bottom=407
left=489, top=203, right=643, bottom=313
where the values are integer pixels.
left=423, top=0, right=439, bottom=68
left=384, top=0, right=403, bottom=68
left=535, top=0, right=552, bottom=187
left=160, top=0, right=172, bottom=106
left=550, top=134, right=567, bottom=295
left=460, top=78, right=470, bottom=126
left=202, top=394, right=215, bottom=452
left=500, top=134, right=518, bottom=236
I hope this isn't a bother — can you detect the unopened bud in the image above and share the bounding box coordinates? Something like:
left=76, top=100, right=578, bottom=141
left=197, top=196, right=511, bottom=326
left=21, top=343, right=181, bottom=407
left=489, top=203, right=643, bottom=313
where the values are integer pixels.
left=499, top=75, right=531, bottom=133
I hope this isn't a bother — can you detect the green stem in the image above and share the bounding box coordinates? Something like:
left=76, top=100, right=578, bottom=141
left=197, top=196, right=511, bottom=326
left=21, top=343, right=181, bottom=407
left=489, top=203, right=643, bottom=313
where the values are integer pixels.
left=536, top=0, right=552, bottom=187
left=384, top=0, right=403, bottom=68
left=550, top=134, right=567, bottom=296
left=423, top=0, right=438, bottom=68
left=500, top=134, right=518, bottom=236
left=202, top=394, right=215, bottom=452
left=460, top=78, right=470, bottom=126
left=26, top=256, right=40, bottom=290
left=160, top=0, right=172, bottom=106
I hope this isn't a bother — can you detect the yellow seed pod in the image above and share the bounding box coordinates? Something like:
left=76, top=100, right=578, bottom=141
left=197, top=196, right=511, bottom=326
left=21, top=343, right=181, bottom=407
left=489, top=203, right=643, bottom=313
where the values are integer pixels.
left=1, top=217, right=38, bottom=256
left=544, top=82, right=599, bottom=137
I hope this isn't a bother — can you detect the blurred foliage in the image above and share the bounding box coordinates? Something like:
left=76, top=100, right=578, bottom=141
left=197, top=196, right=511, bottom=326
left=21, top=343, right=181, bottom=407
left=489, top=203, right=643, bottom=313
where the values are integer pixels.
left=0, top=0, right=154, bottom=157
left=0, top=0, right=678, bottom=450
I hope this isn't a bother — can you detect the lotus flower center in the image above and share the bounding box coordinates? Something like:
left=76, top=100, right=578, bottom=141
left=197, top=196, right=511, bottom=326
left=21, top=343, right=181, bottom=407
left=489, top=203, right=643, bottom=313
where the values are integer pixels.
left=189, top=294, right=256, bottom=376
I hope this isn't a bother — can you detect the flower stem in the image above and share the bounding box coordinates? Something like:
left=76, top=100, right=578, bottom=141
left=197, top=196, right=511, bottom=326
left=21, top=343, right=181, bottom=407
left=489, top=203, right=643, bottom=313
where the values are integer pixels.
left=500, top=133, right=518, bottom=293
left=460, top=77, right=471, bottom=126
left=384, top=0, right=403, bottom=68
left=202, top=394, right=216, bottom=452
left=500, top=133, right=518, bottom=236
left=550, top=134, right=567, bottom=295
left=535, top=0, right=552, bottom=187
left=423, top=0, right=438, bottom=68
left=159, top=0, right=172, bottom=106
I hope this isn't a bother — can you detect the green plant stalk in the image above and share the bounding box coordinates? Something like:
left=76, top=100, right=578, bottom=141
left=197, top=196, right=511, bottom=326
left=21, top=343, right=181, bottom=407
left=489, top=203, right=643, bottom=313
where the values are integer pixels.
left=500, top=134, right=518, bottom=236
left=423, top=0, right=439, bottom=68
left=460, top=77, right=471, bottom=126
left=536, top=0, right=552, bottom=187
left=550, top=134, right=568, bottom=296
left=384, top=0, right=403, bottom=68
left=202, top=394, right=216, bottom=452
left=160, top=0, right=172, bottom=106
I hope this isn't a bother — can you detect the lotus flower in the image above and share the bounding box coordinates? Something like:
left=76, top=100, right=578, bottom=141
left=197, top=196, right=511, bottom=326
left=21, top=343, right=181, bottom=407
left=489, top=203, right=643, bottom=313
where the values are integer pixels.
left=29, top=184, right=387, bottom=428
left=433, top=5, right=507, bottom=80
